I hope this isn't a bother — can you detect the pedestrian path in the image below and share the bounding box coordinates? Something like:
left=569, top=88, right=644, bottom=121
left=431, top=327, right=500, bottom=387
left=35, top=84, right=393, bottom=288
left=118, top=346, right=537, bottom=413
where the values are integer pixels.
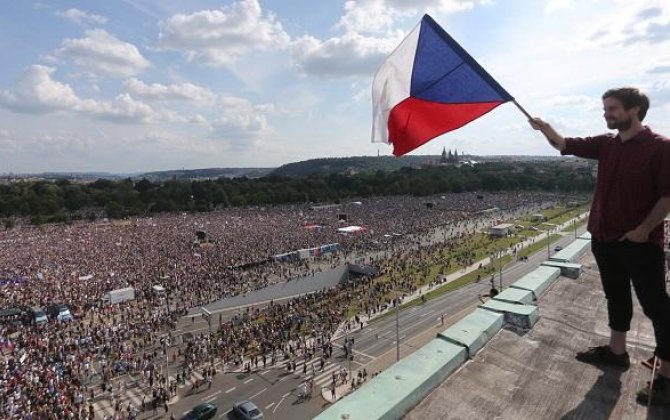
left=92, top=386, right=150, bottom=418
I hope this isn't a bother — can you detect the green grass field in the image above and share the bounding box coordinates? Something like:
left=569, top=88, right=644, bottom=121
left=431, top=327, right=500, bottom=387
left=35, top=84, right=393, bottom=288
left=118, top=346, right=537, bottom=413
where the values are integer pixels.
left=356, top=204, right=589, bottom=323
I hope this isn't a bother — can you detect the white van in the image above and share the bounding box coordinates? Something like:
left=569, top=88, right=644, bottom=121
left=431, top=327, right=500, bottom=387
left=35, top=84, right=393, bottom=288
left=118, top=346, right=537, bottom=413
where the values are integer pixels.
left=30, top=306, right=48, bottom=324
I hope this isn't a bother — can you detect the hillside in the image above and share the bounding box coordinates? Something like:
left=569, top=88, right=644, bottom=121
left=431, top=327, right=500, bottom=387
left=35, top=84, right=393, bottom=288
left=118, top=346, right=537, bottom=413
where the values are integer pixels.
left=140, top=167, right=274, bottom=181
left=269, top=154, right=567, bottom=177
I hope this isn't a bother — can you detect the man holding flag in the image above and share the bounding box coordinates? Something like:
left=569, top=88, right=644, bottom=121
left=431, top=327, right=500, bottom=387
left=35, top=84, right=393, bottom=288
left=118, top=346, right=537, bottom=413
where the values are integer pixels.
left=530, top=87, right=670, bottom=405
left=373, top=11, right=670, bottom=407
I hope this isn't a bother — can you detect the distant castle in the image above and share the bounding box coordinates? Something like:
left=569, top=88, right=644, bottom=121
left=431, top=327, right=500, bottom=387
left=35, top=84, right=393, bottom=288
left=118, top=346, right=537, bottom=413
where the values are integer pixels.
left=440, top=147, right=460, bottom=165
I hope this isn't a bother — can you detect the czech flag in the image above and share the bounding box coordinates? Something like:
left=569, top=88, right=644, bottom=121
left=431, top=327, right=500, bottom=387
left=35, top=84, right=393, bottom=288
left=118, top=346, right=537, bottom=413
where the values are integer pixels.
left=372, top=14, right=513, bottom=156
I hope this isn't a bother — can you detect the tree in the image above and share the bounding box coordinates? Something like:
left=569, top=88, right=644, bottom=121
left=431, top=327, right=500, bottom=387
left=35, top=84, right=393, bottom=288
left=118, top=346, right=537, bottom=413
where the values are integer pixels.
left=105, top=201, right=123, bottom=219
left=134, top=178, right=153, bottom=193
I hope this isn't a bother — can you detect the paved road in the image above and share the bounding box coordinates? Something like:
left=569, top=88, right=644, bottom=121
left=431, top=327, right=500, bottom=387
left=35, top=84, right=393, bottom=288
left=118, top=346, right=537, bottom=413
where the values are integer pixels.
left=92, top=222, right=585, bottom=419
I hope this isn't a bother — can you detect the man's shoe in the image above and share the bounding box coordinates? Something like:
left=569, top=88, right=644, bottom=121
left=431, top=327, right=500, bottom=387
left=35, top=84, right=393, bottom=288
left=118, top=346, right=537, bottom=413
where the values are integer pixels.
left=637, top=375, right=670, bottom=405
left=575, top=345, right=630, bottom=368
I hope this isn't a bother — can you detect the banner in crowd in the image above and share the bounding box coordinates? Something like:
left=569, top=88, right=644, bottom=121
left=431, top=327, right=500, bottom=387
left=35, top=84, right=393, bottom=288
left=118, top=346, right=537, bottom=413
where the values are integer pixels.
left=274, top=243, right=341, bottom=261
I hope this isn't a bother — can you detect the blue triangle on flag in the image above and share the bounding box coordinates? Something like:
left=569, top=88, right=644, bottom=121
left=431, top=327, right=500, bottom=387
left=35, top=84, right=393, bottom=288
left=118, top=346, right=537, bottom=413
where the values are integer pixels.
left=410, top=15, right=513, bottom=104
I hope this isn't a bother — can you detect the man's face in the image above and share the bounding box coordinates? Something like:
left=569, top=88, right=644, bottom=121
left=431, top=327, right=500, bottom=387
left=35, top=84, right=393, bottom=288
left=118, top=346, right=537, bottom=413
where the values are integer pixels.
left=603, top=96, right=637, bottom=131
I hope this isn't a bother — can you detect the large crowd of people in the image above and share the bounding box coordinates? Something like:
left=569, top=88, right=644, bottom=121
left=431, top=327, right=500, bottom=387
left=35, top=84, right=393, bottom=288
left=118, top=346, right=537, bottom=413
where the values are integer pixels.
left=0, top=191, right=585, bottom=418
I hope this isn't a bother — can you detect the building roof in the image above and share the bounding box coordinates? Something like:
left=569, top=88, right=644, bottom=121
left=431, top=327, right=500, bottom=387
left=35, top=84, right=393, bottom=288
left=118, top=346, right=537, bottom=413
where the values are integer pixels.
left=405, top=250, right=670, bottom=419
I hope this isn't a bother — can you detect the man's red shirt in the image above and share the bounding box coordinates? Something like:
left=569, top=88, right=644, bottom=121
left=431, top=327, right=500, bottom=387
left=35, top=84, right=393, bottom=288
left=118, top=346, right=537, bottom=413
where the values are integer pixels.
left=563, top=127, right=670, bottom=248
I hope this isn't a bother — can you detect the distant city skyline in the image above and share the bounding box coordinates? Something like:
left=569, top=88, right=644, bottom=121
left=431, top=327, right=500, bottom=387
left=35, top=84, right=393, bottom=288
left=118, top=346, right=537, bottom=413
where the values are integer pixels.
left=1, top=0, right=669, bottom=173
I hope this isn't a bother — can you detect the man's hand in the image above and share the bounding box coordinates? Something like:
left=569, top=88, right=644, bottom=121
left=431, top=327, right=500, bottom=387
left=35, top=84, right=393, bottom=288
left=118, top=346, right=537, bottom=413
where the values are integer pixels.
left=618, top=226, right=649, bottom=243
left=528, top=117, right=566, bottom=151
left=528, top=117, right=550, bottom=131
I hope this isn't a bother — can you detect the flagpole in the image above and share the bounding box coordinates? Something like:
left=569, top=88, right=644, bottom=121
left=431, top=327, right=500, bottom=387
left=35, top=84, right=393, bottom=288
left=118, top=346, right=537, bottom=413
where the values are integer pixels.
left=515, top=99, right=560, bottom=148
left=513, top=100, right=532, bottom=120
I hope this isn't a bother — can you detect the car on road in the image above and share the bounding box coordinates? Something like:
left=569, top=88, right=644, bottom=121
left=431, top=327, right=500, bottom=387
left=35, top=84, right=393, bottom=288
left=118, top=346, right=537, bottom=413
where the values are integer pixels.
left=181, top=403, right=217, bottom=420
left=554, top=245, right=563, bottom=252
left=28, top=306, right=48, bottom=325
left=232, top=400, right=264, bottom=420
left=47, top=303, right=73, bottom=321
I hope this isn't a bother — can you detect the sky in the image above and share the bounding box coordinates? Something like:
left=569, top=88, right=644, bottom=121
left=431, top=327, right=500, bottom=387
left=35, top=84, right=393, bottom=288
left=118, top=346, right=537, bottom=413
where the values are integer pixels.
left=1, top=0, right=670, bottom=174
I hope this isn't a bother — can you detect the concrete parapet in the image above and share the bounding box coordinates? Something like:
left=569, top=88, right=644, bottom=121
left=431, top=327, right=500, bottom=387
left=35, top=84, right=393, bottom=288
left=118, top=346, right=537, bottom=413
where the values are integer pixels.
left=492, top=287, right=534, bottom=305
left=478, top=300, right=539, bottom=329
left=315, top=339, right=467, bottom=420
left=550, top=238, right=590, bottom=263
left=509, top=265, right=561, bottom=299
left=437, top=308, right=504, bottom=358
left=540, top=260, right=583, bottom=279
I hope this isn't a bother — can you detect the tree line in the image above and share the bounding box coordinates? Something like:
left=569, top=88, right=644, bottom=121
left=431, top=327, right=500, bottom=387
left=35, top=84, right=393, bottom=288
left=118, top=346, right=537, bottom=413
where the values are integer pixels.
left=0, top=161, right=594, bottom=225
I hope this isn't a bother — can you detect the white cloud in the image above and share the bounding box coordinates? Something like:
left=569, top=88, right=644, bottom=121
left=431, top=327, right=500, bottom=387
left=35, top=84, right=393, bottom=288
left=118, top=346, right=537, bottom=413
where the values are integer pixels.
left=336, top=1, right=401, bottom=34
left=55, top=8, right=108, bottom=25
left=124, top=78, right=217, bottom=103
left=157, top=0, right=290, bottom=66
left=336, top=0, right=491, bottom=34
left=582, top=1, right=670, bottom=48
left=543, top=95, right=601, bottom=110
left=209, top=95, right=276, bottom=149
left=189, top=114, right=208, bottom=125
left=292, top=32, right=402, bottom=78
left=0, top=65, right=160, bottom=123
left=384, top=0, right=490, bottom=13
left=56, top=29, right=151, bottom=78
left=295, top=0, right=492, bottom=79
left=544, top=0, right=575, bottom=13
left=99, top=94, right=157, bottom=123
left=0, top=65, right=94, bottom=114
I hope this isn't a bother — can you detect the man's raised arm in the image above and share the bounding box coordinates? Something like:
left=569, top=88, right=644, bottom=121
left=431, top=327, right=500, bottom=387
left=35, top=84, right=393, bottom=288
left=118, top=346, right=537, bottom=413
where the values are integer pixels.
left=529, top=118, right=567, bottom=152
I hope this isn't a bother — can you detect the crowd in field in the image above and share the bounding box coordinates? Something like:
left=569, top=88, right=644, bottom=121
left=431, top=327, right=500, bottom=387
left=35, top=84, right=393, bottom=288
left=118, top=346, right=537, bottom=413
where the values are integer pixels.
left=0, top=191, right=580, bottom=419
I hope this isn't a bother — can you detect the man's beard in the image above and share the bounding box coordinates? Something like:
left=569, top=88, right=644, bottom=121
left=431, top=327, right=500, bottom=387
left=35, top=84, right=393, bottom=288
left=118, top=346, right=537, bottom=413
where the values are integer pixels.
left=606, top=116, right=633, bottom=131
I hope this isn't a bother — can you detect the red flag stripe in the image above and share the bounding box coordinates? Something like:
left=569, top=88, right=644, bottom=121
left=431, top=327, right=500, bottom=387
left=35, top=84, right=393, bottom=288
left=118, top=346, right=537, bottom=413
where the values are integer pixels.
left=388, top=98, right=504, bottom=156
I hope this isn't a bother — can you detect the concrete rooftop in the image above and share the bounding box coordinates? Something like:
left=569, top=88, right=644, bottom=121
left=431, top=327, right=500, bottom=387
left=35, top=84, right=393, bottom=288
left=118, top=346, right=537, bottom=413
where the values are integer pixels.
left=406, top=251, right=670, bottom=420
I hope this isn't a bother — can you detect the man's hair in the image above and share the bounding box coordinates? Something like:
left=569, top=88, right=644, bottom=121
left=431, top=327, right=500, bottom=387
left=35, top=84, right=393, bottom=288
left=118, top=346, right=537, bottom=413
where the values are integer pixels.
left=602, top=87, right=650, bottom=121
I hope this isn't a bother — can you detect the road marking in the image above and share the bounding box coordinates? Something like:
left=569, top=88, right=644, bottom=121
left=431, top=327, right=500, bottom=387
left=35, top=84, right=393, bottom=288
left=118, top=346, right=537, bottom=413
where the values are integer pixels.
left=265, top=402, right=275, bottom=409
left=260, top=370, right=270, bottom=375
left=225, top=386, right=236, bottom=393
left=283, top=392, right=291, bottom=397
left=202, top=390, right=222, bottom=402
left=244, top=377, right=254, bottom=384
left=250, top=387, right=267, bottom=399
left=274, top=395, right=288, bottom=413
left=351, top=349, right=375, bottom=359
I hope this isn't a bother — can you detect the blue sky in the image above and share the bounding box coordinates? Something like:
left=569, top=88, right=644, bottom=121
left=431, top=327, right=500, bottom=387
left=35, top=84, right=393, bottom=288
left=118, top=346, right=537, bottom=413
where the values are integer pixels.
left=1, top=0, right=669, bottom=173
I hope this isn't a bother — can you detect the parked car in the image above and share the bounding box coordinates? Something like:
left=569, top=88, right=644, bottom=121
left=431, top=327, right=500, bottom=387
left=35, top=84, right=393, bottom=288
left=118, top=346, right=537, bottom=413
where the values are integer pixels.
left=181, top=403, right=217, bottom=420
left=0, top=307, right=27, bottom=327
left=28, top=306, right=48, bottom=325
left=47, top=304, right=73, bottom=321
left=232, top=400, right=264, bottom=420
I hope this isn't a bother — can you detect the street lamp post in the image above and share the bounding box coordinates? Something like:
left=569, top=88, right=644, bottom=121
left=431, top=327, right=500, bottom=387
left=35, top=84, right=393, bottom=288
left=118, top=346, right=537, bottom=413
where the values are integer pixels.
left=395, top=298, right=400, bottom=362
left=498, top=250, right=503, bottom=291
left=546, top=227, right=551, bottom=259
left=347, top=336, right=352, bottom=379
left=160, top=336, right=170, bottom=390
left=201, top=307, right=212, bottom=335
